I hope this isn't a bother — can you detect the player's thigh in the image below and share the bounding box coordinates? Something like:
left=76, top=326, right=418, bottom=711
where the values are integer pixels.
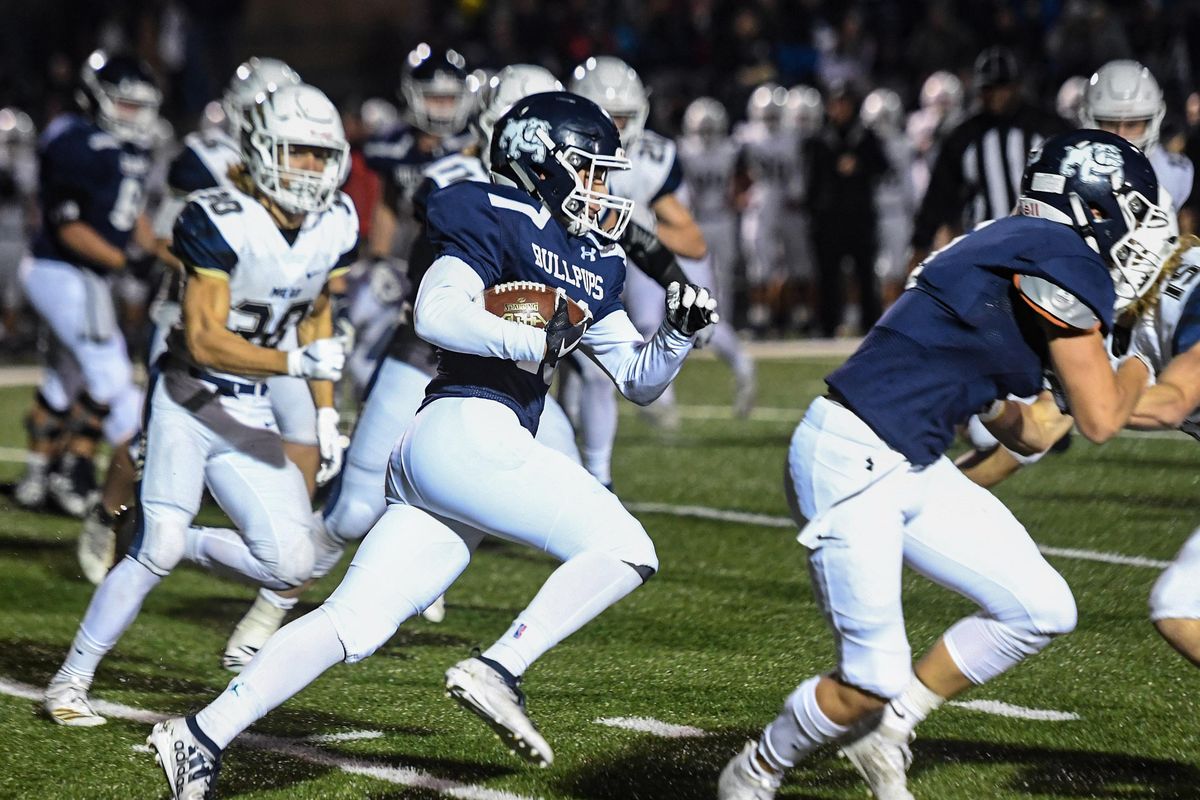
left=394, top=397, right=652, bottom=564
left=132, top=376, right=213, bottom=573
left=903, top=458, right=1076, bottom=633
left=266, top=375, right=317, bottom=446
left=324, top=504, right=484, bottom=662
left=206, top=424, right=315, bottom=584
left=21, top=258, right=87, bottom=338
left=780, top=211, right=815, bottom=280
left=74, top=327, right=135, bottom=405
left=534, top=395, right=581, bottom=464
left=1151, top=525, right=1200, bottom=620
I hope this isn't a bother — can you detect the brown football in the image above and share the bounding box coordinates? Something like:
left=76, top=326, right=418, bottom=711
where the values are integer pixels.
left=479, top=281, right=589, bottom=328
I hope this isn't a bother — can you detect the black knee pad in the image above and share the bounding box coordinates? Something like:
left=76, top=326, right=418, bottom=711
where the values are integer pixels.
left=69, top=392, right=111, bottom=441
left=27, top=391, right=68, bottom=439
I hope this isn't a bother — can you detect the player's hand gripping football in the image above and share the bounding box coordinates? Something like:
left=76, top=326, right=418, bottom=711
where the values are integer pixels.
left=665, top=281, right=719, bottom=337
left=315, top=406, right=345, bottom=485
left=540, top=289, right=592, bottom=384
left=287, top=338, right=346, bottom=381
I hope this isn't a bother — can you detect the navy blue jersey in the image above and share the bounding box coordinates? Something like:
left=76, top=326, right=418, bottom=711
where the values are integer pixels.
left=31, top=114, right=152, bottom=270
left=828, top=216, right=1115, bottom=466
left=363, top=122, right=474, bottom=209
left=421, top=180, right=627, bottom=431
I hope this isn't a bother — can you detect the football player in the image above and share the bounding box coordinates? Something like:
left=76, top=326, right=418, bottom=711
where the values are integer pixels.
left=43, top=83, right=357, bottom=727
left=351, top=43, right=475, bottom=395
left=736, top=82, right=816, bottom=335
left=906, top=70, right=964, bottom=203
left=76, top=58, right=309, bottom=589
left=718, top=130, right=1175, bottom=800
left=0, top=108, right=36, bottom=344
left=146, top=91, right=718, bottom=796
left=570, top=56, right=751, bottom=480
left=860, top=88, right=916, bottom=307
left=219, top=63, right=577, bottom=659
left=1082, top=60, right=1193, bottom=212
left=15, top=51, right=161, bottom=518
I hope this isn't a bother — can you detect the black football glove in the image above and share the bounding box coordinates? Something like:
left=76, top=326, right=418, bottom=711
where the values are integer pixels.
left=620, top=220, right=688, bottom=288
left=665, top=281, right=719, bottom=337
left=540, top=290, right=592, bottom=384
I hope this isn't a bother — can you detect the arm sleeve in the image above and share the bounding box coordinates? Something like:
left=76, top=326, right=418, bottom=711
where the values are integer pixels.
left=619, top=219, right=688, bottom=287
left=581, top=309, right=694, bottom=405
left=414, top=255, right=547, bottom=362
left=171, top=200, right=238, bottom=279
left=911, top=127, right=967, bottom=249
left=424, top=184, right=504, bottom=286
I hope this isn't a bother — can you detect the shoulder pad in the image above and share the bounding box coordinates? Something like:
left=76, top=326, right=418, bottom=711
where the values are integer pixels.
left=1016, top=274, right=1100, bottom=331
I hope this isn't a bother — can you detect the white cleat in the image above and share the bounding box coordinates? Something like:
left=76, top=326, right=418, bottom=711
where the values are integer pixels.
left=222, top=599, right=288, bottom=673
left=147, top=716, right=222, bottom=800
left=445, top=657, right=553, bottom=767
left=13, top=468, right=47, bottom=509
left=421, top=593, right=447, bottom=623
left=44, top=677, right=106, bottom=727
left=77, top=505, right=117, bottom=585
left=733, top=372, right=757, bottom=420
left=718, top=741, right=782, bottom=800
left=840, top=727, right=916, bottom=800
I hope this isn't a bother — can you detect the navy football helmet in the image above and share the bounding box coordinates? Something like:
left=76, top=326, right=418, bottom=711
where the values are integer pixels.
left=1018, top=129, right=1177, bottom=310
left=400, top=43, right=472, bottom=136
left=489, top=91, right=634, bottom=241
left=76, top=50, right=161, bottom=148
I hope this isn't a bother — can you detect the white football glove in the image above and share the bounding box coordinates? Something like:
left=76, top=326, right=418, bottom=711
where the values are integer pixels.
left=315, top=406, right=344, bottom=486
left=665, top=282, right=719, bottom=337
left=287, top=338, right=345, bottom=381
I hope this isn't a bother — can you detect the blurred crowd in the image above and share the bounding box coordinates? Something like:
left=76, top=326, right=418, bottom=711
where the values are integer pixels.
left=3, top=0, right=1200, bottom=345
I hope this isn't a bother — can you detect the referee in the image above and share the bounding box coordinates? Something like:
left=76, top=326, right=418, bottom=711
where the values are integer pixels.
left=909, top=47, right=1066, bottom=267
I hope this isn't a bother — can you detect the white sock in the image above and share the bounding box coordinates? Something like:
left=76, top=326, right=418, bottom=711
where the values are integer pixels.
left=185, top=526, right=284, bottom=589
left=55, top=557, right=161, bottom=684
left=880, top=675, right=944, bottom=739
left=760, top=676, right=849, bottom=771
left=25, top=451, right=47, bottom=473
left=482, top=551, right=641, bottom=678
left=257, top=588, right=298, bottom=612
left=195, top=608, right=345, bottom=750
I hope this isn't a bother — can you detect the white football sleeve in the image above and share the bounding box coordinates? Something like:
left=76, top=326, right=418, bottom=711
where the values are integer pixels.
left=414, top=255, right=547, bottom=362
left=582, top=310, right=694, bottom=405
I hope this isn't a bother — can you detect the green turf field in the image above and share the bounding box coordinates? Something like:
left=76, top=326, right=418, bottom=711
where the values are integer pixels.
left=0, top=356, right=1197, bottom=799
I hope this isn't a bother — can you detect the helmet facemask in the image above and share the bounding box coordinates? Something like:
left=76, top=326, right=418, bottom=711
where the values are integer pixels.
left=553, top=142, right=634, bottom=241
left=1104, top=186, right=1177, bottom=311
left=85, top=73, right=161, bottom=148
left=248, top=134, right=348, bottom=214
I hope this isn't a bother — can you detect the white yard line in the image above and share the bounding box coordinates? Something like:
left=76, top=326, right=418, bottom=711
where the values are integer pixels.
left=304, top=729, right=385, bottom=743
left=947, top=699, right=1080, bottom=722
left=594, top=716, right=710, bottom=738
left=0, top=677, right=537, bottom=800
left=624, top=502, right=1172, bottom=571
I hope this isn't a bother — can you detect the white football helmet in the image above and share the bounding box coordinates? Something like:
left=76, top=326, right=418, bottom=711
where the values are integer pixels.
left=222, top=57, right=302, bottom=137
left=747, top=83, right=789, bottom=131
left=919, top=70, right=964, bottom=118
left=474, top=64, right=562, bottom=170
left=1080, top=60, right=1165, bottom=151
left=784, top=85, right=823, bottom=135
left=568, top=56, right=649, bottom=147
left=682, top=97, right=729, bottom=141
left=1055, top=76, right=1089, bottom=126
left=242, top=83, right=350, bottom=215
left=0, top=107, right=35, bottom=144
left=860, top=88, right=903, bottom=134
left=360, top=97, right=399, bottom=135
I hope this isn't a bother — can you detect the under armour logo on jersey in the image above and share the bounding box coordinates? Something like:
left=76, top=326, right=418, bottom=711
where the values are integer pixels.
left=500, top=117, right=552, bottom=163
left=580, top=246, right=597, bottom=261
left=1060, top=142, right=1124, bottom=187
left=865, top=457, right=874, bottom=471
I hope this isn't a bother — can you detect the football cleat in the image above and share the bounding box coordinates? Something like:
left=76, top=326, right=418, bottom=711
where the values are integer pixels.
left=840, top=727, right=916, bottom=800
left=148, top=716, right=222, bottom=800
left=718, top=741, right=782, bottom=800
left=734, top=372, right=757, bottom=420
left=222, top=597, right=288, bottom=673
left=77, top=503, right=120, bottom=585
left=445, top=657, right=553, bottom=767
left=48, top=455, right=98, bottom=518
left=13, top=465, right=48, bottom=509
left=421, top=593, right=447, bottom=623
left=44, top=676, right=106, bottom=727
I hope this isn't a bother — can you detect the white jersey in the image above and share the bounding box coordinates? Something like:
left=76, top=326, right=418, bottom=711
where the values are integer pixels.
left=153, top=129, right=241, bottom=238
left=170, top=186, right=359, bottom=383
left=609, top=130, right=682, bottom=209
left=875, top=130, right=917, bottom=220
left=676, top=134, right=739, bottom=225
left=1148, top=147, right=1194, bottom=213
left=1132, top=245, right=1200, bottom=433
left=734, top=120, right=805, bottom=208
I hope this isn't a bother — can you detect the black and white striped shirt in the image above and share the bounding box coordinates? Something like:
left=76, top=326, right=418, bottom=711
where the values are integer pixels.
left=912, top=105, right=1065, bottom=249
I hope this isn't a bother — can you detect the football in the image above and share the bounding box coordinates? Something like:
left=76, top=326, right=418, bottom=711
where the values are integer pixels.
left=478, top=281, right=589, bottom=328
